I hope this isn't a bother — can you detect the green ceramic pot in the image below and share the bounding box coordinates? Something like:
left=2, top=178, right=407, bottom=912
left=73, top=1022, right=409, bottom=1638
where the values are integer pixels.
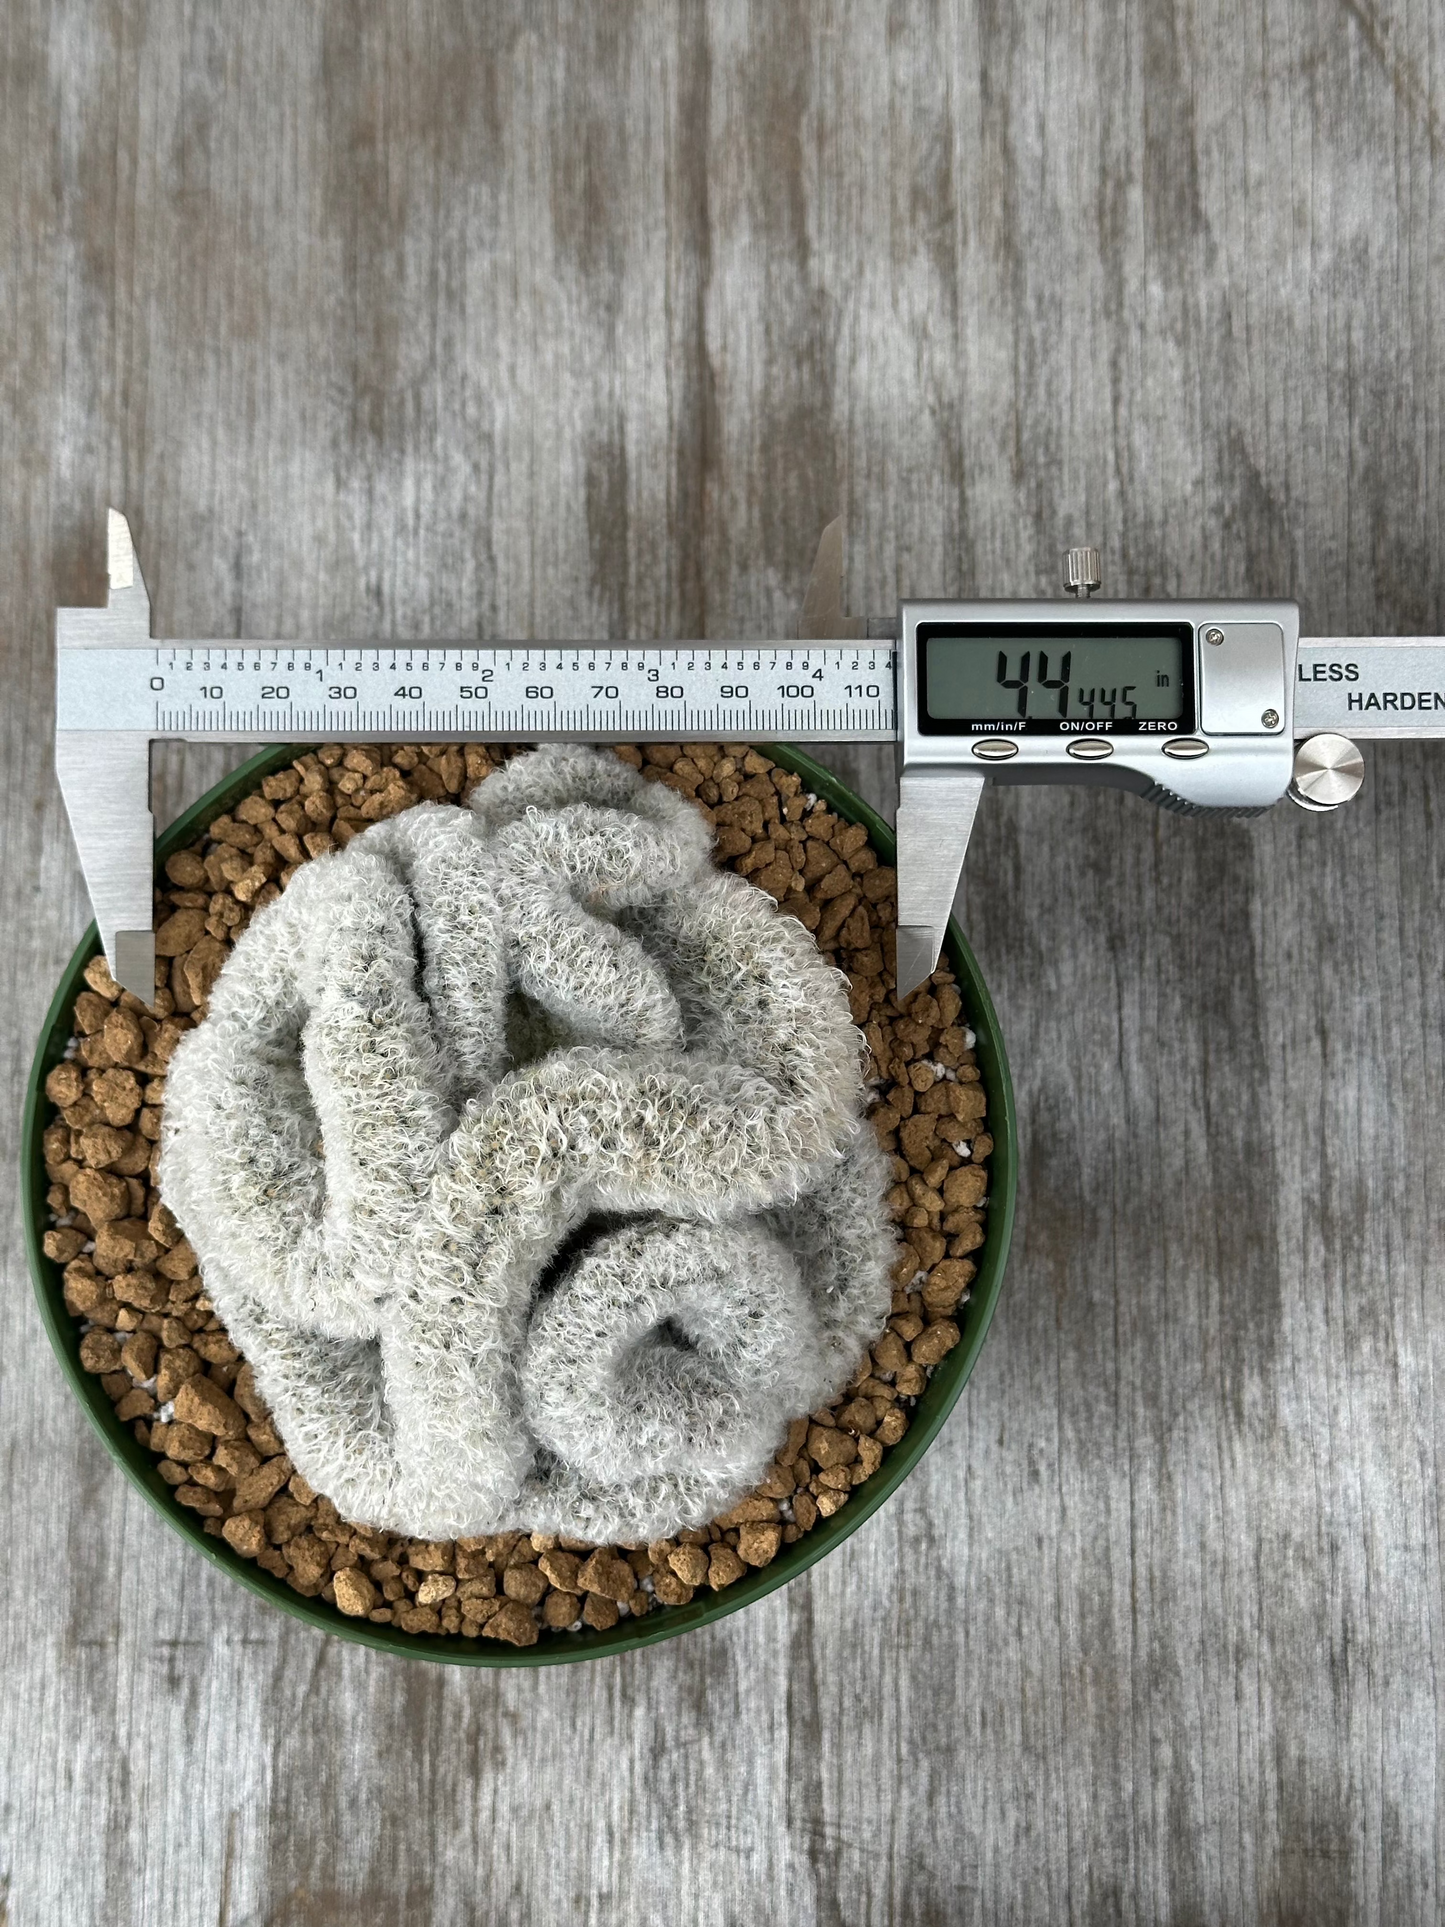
left=22, top=744, right=1014, bottom=1665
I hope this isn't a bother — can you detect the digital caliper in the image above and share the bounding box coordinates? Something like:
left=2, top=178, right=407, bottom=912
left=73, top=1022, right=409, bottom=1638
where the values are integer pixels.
left=55, top=512, right=1445, bottom=1002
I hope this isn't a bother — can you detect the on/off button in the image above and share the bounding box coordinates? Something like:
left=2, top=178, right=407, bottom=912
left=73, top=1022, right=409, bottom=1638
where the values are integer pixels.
left=1065, top=738, right=1113, bottom=760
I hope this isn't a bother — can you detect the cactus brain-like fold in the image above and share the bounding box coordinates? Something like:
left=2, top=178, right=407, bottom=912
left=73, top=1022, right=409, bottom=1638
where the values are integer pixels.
left=160, top=747, right=891, bottom=1541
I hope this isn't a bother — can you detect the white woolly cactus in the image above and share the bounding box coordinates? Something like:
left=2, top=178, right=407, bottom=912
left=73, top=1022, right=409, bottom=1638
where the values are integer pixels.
left=159, top=746, right=892, bottom=1543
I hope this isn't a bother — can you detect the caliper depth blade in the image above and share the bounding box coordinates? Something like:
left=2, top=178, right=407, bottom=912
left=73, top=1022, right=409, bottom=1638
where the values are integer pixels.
left=1296, top=637, right=1445, bottom=738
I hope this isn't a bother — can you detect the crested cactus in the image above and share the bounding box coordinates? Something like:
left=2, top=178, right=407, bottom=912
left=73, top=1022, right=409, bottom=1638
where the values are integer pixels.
left=160, top=746, right=891, bottom=1542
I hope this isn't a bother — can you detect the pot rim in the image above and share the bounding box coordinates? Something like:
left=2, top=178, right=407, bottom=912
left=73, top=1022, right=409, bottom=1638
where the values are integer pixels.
left=22, top=743, right=1015, bottom=1666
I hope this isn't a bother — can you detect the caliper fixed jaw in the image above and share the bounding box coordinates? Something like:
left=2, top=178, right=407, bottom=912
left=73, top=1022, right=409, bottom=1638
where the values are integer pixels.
left=54, top=511, right=158, bottom=999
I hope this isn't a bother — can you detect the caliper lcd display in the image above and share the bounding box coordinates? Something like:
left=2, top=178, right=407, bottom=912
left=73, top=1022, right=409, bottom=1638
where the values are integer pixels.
left=918, top=622, right=1196, bottom=734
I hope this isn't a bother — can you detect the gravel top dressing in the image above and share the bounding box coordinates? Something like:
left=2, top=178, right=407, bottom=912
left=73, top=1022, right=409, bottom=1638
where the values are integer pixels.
left=36, top=740, right=996, bottom=1652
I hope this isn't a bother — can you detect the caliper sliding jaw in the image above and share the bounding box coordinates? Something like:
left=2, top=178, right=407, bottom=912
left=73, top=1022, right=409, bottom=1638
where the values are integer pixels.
left=796, top=520, right=985, bottom=998
left=884, top=561, right=1302, bottom=998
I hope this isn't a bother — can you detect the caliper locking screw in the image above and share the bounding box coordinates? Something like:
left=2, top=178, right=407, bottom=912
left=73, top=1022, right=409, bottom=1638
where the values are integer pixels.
left=1261, top=708, right=1280, bottom=728
left=1204, top=627, right=1224, bottom=646
left=1063, top=547, right=1101, bottom=597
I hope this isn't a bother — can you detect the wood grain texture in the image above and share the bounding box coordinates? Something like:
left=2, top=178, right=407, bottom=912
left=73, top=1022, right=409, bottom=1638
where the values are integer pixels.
left=2, top=3, right=1443, bottom=1921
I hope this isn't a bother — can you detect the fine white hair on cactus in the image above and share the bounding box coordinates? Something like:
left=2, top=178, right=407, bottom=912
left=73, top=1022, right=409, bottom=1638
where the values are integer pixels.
left=160, top=746, right=893, bottom=1542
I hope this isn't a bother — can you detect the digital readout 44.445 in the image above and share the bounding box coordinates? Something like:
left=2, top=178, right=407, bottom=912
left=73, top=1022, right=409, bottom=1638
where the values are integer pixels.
left=921, top=628, right=1190, bottom=728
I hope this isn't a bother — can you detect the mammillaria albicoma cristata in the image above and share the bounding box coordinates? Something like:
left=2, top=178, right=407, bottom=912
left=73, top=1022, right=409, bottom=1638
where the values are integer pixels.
left=159, top=746, right=891, bottom=1542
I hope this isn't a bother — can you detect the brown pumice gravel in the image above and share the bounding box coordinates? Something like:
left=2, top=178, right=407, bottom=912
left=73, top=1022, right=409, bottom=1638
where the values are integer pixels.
left=42, top=741, right=991, bottom=1644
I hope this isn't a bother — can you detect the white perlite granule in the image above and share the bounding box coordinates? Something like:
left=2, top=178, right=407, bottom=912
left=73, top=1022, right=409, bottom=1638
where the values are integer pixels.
left=159, top=745, right=892, bottom=1542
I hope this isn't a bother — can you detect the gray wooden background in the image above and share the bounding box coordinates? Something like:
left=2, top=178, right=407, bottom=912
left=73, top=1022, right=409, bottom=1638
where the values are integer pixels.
left=2, top=4, right=1442, bottom=1922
